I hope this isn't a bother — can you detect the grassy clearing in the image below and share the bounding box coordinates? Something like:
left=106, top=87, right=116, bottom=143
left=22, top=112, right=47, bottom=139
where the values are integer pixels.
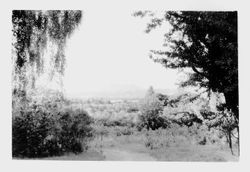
left=88, top=125, right=239, bottom=161
left=148, top=145, right=238, bottom=162
left=40, top=130, right=238, bottom=161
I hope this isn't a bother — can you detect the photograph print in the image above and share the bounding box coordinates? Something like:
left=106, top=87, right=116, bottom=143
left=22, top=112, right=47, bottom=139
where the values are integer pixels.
left=12, top=10, right=238, bottom=161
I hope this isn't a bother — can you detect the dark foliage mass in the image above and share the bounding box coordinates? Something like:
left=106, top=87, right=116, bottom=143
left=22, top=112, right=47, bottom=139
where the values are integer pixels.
left=134, top=11, right=238, bottom=120
left=12, top=102, right=93, bottom=158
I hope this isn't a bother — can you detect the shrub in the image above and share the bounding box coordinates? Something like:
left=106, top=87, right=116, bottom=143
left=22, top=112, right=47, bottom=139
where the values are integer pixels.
left=56, top=109, right=93, bottom=153
left=12, top=101, right=93, bottom=158
left=12, top=109, right=54, bottom=157
left=141, top=123, right=225, bottom=150
left=137, top=90, right=169, bottom=130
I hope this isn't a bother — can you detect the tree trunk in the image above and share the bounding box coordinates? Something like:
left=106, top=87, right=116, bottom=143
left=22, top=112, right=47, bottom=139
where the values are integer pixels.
left=223, top=91, right=239, bottom=156
left=237, top=126, right=240, bottom=156
left=223, top=91, right=239, bottom=121
left=228, top=130, right=234, bottom=155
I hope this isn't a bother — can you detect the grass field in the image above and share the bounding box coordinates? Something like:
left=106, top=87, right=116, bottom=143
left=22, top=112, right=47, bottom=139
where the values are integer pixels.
left=40, top=125, right=238, bottom=161
left=40, top=133, right=238, bottom=161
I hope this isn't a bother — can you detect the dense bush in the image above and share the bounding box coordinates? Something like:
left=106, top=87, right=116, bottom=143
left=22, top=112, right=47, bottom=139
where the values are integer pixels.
left=137, top=89, right=170, bottom=130
left=137, top=114, right=170, bottom=131
left=12, top=101, right=93, bottom=158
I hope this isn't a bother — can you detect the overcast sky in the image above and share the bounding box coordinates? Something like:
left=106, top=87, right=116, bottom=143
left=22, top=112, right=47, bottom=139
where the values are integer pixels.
left=61, top=9, right=185, bottom=97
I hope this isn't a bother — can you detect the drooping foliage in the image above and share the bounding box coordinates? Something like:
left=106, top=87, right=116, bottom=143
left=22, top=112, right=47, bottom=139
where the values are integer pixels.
left=12, top=10, right=82, bottom=95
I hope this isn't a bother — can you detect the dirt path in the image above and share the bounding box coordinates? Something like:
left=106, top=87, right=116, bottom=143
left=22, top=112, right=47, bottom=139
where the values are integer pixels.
left=96, top=136, right=157, bottom=161
left=102, top=147, right=156, bottom=161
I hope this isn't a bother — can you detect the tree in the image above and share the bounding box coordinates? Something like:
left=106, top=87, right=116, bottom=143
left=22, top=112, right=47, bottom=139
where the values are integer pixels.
left=201, top=107, right=238, bottom=155
left=134, top=11, right=238, bottom=153
left=138, top=86, right=169, bottom=130
left=12, top=10, right=82, bottom=97
left=146, top=86, right=155, bottom=96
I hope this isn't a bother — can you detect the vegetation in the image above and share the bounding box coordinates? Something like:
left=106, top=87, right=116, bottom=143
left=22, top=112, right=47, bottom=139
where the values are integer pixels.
left=11, top=10, right=89, bottom=158
left=11, top=10, right=239, bottom=160
left=72, top=87, right=238, bottom=158
left=86, top=97, right=237, bottom=161
left=133, top=11, right=239, bottom=154
left=137, top=87, right=169, bottom=130
left=12, top=87, right=238, bottom=160
left=12, top=10, right=82, bottom=97
left=12, top=98, right=93, bottom=158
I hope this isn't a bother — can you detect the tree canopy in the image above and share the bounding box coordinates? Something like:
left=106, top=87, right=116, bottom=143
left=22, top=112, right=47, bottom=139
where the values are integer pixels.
left=12, top=10, right=82, bottom=95
left=134, top=11, right=238, bottom=120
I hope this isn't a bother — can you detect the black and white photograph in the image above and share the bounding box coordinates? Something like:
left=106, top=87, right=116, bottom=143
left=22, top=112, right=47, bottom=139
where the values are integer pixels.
left=1, top=0, right=250, bottom=171
left=11, top=9, right=239, bottom=161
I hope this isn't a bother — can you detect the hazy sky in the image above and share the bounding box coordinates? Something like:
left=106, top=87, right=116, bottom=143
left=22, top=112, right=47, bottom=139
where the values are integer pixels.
left=62, top=9, right=184, bottom=96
